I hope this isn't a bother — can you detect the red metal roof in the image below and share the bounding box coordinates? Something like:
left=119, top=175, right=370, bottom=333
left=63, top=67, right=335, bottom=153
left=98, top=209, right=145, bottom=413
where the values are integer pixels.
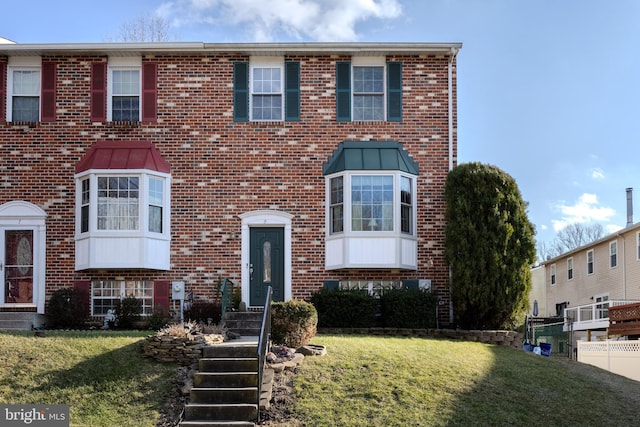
left=75, top=141, right=170, bottom=174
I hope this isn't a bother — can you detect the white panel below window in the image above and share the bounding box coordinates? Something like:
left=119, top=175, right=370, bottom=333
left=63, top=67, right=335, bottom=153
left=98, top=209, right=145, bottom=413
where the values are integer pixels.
left=325, top=235, right=417, bottom=270
left=75, top=235, right=170, bottom=270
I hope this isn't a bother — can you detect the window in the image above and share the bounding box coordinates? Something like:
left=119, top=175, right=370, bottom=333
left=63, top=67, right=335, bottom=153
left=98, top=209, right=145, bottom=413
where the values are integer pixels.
left=74, top=141, right=171, bottom=271
left=353, top=65, right=384, bottom=120
left=92, top=280, right=153, bottom=316
left=233, top=59, right=300, bottom=122
left=610, top=241, right=618, bottom=268
left=336, top=58, right=402, bottom=122
left=567, top=257, right=573, bottom=280
left=330, top=176, right=344, bottom=233
left=587, top=249, right=594, bottom=275
left=111, top=69, right=140, bottom=121
left=550, top=264, right=556, bottom=285
left=10, top=69, right=40, bottom=121
left=324, top=141, right=419, bottom=270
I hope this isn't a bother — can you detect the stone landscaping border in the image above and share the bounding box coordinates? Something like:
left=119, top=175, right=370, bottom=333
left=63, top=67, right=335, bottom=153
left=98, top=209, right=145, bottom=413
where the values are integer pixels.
left=318, top=328, right=523, bottom=349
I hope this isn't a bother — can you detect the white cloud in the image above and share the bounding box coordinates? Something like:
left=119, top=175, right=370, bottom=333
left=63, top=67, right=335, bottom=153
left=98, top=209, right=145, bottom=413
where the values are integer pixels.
left=591, top=167, right=605, bottom=180
left=157, top=0, right=402, bottom=41
left=551, top=193, right=616, bottom=232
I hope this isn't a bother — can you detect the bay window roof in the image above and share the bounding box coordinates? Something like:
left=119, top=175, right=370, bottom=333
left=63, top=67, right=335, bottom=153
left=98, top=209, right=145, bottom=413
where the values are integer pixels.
left=323, top=141, right=419, bottom=175
left=75, top=140, right=170, bottom=173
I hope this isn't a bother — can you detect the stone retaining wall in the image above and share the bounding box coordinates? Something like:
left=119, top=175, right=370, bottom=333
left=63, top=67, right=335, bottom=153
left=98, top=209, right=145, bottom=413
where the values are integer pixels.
left=143, top=335, right=207, bottom=365
left=318, top=328, right=523, bottom=349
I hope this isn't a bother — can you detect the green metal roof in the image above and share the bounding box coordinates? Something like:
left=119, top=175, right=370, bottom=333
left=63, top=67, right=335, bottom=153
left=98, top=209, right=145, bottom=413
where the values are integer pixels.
left=323, top=141, right=419, bottom=175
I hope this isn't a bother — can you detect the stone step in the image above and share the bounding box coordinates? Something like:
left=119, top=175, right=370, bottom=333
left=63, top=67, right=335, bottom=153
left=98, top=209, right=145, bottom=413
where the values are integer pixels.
left=190, top=387, right=258, bottom=404
left=223, top=311, right=263, bottom=322
left=183, top=403, right=258, bottom=423
left=199, top=357, right=258, bottom=373
left=194, top=372, right=259, bottom=388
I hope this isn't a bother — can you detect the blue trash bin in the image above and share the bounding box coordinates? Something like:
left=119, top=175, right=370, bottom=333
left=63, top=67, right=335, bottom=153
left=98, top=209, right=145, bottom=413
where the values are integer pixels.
left=539, top=342, right=552, bottom=357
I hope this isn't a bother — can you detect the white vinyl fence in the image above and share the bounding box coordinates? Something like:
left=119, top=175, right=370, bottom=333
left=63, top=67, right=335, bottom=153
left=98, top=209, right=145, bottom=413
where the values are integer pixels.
left=577, top=340, right=640, bottom=382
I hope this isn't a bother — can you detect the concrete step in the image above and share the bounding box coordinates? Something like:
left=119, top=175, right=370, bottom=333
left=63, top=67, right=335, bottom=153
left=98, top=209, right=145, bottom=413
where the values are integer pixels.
left=223, top=312, right=263, bottom=337
left=194, top=372, right=259, bottom=388
left=0, top=312, right=45, bottom=330
left=199, top=357, right=258, bottom=373
left=183, top=403, right=258, bottom=422
left=190, top=387, right=258, bottom=404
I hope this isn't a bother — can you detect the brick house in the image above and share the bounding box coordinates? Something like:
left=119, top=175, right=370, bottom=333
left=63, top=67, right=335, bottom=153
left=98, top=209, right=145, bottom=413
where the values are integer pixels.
left=0, top=41, right=461, bottom=328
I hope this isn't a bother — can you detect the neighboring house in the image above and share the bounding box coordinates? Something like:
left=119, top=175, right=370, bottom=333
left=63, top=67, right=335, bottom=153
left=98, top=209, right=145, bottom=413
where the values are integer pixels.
left=540, top=208, right=640, bottom=345
left=0, top=41, right=461, bottom=328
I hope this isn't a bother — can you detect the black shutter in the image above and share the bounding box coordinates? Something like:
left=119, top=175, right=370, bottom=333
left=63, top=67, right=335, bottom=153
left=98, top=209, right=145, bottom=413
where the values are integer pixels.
left=233, top=62, right=249, bottom=122
left=285, top=61, right=300, bottom=121
left=387, top=62, right=402, bottom=122
left=336, top=61, right=351, bottom=122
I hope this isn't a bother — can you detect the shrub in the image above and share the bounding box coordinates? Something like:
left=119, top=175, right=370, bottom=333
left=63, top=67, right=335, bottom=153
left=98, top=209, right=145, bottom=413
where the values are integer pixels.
left=380, top=289, right=438, bottom=329
left=145, top=307, right=171, bottom=331
left=309, top=289, right=377, bottom=328
left=184, top=300, right=222, bottom=324
left=47, top=287, right=89, bottom=329
left=114, top=295, right=142, bottom=329
left=271, top=299, right=318, bottom=348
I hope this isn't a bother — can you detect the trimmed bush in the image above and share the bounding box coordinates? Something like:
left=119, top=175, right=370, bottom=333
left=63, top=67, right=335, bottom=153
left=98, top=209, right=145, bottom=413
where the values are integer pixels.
left=47, top=287, right=89, bottom=329
left=114, top=295, right=142, bottom=329
left=271, top=299, right=318, bottom=348
left=184, top=300, right=222, bottom=324
left=381, top=289, right=438, bottom=329
left=309, top=289, right=377, bottom=328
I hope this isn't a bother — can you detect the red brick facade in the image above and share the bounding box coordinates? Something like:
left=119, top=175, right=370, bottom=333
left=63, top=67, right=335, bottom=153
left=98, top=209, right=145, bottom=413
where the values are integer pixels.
left=0, top=42, right=459, bottom=326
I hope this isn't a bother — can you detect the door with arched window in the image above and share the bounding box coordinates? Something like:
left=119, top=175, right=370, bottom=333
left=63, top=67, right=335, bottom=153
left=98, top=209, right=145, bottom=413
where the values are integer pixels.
left=249, top=227, right=284, bottom=306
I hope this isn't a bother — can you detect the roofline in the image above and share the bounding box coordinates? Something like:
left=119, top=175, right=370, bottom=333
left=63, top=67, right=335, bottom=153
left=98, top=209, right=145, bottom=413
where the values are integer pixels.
left=0, top=41, right=462, bottom=57
left=542, top=222, right=640, bottom=265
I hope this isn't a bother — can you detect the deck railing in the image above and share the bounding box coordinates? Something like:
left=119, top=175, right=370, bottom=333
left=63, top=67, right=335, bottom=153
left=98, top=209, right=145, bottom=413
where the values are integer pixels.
left=564, top=300, right=639, bottom=331
left=256, top=286, right=272, bottom=422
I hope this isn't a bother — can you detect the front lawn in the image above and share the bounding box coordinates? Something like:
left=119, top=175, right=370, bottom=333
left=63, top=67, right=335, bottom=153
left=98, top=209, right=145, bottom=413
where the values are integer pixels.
left=0, top=331, right=175, bottom=427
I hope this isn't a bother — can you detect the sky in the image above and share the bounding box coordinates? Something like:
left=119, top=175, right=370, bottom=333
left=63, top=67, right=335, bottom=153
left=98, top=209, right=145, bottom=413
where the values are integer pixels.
left=2, top=0, right=640, bottom=248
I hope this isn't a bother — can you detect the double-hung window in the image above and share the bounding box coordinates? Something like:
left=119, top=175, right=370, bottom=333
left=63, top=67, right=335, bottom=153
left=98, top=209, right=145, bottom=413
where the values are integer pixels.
left=233, top=58, right=300, bottom=122
left=92, top=280, right=153, bottom=316
left=324, top=141, right=418, bottom=270
left=11, top=68, right=40, bottom=122
left=610, top=241, right=618, bottom=268
left=108, top=58, right=142, bottom=122
left=587, top=249, right=594, bottom=275
left=567, top=257, right=573, bottom=280
left=336, top=57, right=402, bottom=122
left=550, top=264, right=556, bottom=285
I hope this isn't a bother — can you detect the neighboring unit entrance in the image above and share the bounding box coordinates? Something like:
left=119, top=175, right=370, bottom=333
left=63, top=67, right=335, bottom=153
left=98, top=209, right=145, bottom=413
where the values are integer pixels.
left=249, top=227, right=284, bottom=306
left=1, top=229, right=34, bottom=304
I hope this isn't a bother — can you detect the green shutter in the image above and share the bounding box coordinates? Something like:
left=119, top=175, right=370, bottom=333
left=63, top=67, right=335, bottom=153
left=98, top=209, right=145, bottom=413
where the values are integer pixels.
left=285, top=61, right=300, bottom=121
left=336, top=61, right=351, bottom=122
left=233, top=62, right=249, bottom=122
left=387, top=62, right=402, bottom=122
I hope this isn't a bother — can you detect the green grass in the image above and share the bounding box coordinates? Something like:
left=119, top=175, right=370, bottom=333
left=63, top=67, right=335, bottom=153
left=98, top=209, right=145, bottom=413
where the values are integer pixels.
left=292, top=335, right=640, bottom=426
left=0, top=330, right=175, bottom=427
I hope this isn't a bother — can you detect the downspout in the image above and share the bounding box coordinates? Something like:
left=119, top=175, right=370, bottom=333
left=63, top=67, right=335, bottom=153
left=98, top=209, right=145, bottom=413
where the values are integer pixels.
left=448, top=47, right=459, bottom=325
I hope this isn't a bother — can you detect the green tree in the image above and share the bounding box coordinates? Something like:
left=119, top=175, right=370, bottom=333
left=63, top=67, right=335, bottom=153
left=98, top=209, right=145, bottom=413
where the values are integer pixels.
left=445, top=162, right=536, bottom=329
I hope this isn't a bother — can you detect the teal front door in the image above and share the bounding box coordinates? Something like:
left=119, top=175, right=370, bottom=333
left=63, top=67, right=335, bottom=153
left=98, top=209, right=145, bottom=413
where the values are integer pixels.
left=249, top=227, right=284, bottom=306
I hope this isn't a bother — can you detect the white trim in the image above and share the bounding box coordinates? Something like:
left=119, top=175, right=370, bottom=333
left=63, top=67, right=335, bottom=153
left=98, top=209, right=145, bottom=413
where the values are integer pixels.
left=239, top=210, right=293, bottom=307
left=6, top=60, right=41, bottom=122
left=609, top=240, right=618, bottom=269
left=351, top=58, right=386, bottom=121
left=249, top=56, right=284, bottom=122
left=0, top=201, right=47, bottom=314
left=107, top=59, right=142, bottom=122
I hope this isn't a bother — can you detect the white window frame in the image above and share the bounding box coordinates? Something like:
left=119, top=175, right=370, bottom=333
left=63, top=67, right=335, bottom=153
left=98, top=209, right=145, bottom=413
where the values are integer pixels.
left=610, top=240, right=618, bottom=269
left=351, top=56, right=386, bottom=122
left=550, top=264, right=556, bottom=285
left=567, top=257, right=573, bottom=281
left=637, top=231, right=640, bottom=260
left=587, top=249, right=594, bottom=275
left=6, top=56, right=41, bottom=122
left=75, top=170, right=170, bottom=237
left=107, top=56, right=142, bottom=122
left=249, top=56, right=284, bottom=122
left=91, top=279, right=153, bottom=317
left=327, top=171, right=417, bottom=237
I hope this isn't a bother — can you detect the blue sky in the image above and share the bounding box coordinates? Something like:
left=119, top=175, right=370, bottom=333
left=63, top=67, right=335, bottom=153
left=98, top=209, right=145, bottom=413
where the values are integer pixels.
left=2, top=0, right=639, bottom=247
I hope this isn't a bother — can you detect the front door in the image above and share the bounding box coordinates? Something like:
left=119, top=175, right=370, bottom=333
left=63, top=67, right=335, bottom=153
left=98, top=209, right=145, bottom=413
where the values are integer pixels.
left=249, top=227, right=284, bottom=306
left=1, top=229, right=34, bottom=304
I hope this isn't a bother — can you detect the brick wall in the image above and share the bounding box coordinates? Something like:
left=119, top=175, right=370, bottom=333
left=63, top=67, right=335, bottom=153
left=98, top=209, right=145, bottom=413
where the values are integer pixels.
left=0, top=50, right=457, bottom=325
